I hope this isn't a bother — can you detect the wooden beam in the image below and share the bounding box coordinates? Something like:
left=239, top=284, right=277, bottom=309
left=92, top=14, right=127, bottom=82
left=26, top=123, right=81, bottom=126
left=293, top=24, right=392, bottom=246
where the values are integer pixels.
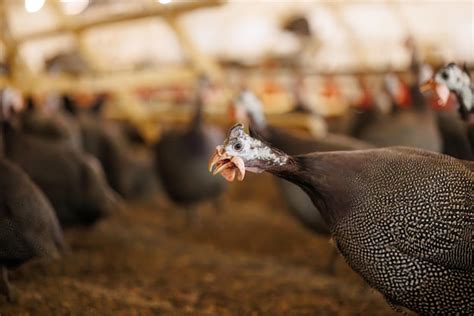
left=166, top=15, right=224, bottom=81
left=16, top=0, right=225, bottom=43
left=24, top=67, right=196, bottom=94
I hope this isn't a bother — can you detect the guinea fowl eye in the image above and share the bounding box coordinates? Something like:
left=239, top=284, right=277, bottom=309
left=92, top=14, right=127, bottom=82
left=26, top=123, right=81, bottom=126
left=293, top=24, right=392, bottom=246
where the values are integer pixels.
left=441, top=71, right=449, bottom=80
left=233, top=142, right=243, bottom=151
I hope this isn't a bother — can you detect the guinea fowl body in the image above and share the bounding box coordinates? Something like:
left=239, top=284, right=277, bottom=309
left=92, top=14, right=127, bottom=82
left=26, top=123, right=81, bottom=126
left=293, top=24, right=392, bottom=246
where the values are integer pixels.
left=4, top=128, right=118, bottom=227
left=0, top=159, right=64, bottom=266
left=156, top=125, right=226, bottom=206
left=435, top=110, right=474, bottom=160
left=155, top=80, right=226, bottom=208
left=276, top=148, right=473, bottom=315
left=20, top=109, right=82, bottom=150
left=352, top=106, right=442, bottom=151
left=0, top=158, right=65, bottom=299
left=75, top=112, right=159, bottom=200
left=350, top=75, right=441, bottom=152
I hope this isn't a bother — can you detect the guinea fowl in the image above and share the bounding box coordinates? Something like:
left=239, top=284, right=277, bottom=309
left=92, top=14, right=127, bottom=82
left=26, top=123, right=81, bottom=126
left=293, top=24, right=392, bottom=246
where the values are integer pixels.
left=422, top=63, right=474, bottom=158
left=63, top=95, right=159, bottom=200
left=155, top=78, right=226, bottom=219
left=0, top=95, right=65, bottom=301
left=210, top=123, right=473, bottom=315
left=3, top=106, right=120, bottom=228
left=350, top=75, right=442, bottom=151
left=428, top=91, right=474, bottom=160
left=19, top=96, right=82, bottom=149
left=233, top=90, right=372, bottom=237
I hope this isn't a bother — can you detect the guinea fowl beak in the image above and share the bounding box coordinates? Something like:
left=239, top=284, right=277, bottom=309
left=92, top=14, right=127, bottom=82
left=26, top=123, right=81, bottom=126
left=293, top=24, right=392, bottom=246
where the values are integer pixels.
left=208, top=146, right=246, bottom=182
left=420, top=78, right=435, bottom=93
left=420, top=78, right=451, bottom=106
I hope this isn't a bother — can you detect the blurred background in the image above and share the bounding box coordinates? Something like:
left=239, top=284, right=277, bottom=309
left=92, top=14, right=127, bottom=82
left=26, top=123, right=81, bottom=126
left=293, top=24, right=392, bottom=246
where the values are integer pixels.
left=0, top=0, right=472, bottom=315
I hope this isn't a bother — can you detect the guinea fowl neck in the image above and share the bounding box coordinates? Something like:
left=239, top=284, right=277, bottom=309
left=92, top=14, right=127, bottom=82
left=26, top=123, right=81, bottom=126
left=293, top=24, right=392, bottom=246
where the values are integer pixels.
left=267, top=154, right=349, bottom=230
left=454, top=86, right=473, bottom=119
left=189, top=94, right=204, bottom=132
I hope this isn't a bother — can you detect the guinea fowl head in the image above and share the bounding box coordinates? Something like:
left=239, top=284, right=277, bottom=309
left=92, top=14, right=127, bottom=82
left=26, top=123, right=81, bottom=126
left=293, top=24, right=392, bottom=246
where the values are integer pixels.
left=230, top=90, right=267, bottom=131
left=208, top=123, right=290, bottom=182
left=421, top=63, right=471, bottom=106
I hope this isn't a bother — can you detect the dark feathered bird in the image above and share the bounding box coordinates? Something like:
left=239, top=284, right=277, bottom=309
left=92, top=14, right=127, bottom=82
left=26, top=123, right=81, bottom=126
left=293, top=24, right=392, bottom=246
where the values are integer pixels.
left=3, top=114, right=119, bottom=228
left=0, top=159, right=65, bottom=301
left=63, top=95, right=159, bottom=200
left=422, top=63, right=474, bottom=159
left=233, top=90, right=372, bottom=236
left=210, top=123, right=473, bottom=315
left=155, top=78, right=226, bottom=218
left=19, top=96, right=82, bottom=149
left=350, top=75, right=442, bottom=152
left=0, top=98, right=64, bottom=301
left=435, top=109, right=474, bottom=160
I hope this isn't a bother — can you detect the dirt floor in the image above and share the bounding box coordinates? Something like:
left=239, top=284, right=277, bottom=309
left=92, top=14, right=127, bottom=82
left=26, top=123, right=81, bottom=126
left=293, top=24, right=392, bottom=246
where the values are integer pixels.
left=1, top=174, right=397, bottom=316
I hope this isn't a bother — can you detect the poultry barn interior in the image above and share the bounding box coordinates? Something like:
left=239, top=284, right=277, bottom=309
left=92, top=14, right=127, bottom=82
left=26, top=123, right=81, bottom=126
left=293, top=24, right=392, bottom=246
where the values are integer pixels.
left=0, top=0, right=473, bottom=315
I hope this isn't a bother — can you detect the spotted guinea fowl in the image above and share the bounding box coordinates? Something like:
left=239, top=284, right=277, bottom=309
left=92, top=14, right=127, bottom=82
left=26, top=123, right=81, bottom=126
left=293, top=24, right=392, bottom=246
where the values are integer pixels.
left=233, top=90, right=372, bottom=236
left=210, top=123, right=473, bottom=315
left=422, top=63, right=474, bottom=158
left=155, top=78, right=226, bottom=218
left=0, top=94, right=64, bottom=301
left=3, top=106, right=120, bottom=228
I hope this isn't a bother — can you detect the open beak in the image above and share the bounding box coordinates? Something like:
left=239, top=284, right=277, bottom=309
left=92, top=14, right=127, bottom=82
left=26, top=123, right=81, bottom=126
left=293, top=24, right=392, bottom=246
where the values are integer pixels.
left=208, top=145, right=246, bottom=182
left=420, top=78, right=451, bottom=106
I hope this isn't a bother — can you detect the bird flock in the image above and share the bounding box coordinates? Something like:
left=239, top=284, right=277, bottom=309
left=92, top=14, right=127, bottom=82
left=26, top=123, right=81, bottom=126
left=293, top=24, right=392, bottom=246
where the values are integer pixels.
left=0, top=62, right=473, bottom=315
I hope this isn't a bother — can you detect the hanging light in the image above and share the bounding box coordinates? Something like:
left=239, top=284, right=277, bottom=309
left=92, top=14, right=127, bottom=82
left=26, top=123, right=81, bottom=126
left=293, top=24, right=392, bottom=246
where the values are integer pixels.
left=158, top=0, right=172, bottom=4
left=60, top=0, right=89, bottom=16
left=24, top=0, right=45, bottom=13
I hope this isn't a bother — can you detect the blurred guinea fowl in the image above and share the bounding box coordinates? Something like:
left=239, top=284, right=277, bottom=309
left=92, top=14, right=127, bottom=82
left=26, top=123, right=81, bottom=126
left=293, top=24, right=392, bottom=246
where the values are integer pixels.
left=232, top=90, right=372, bottom=237
left=62, top=94, right=158, bottom=200
left=0, top=94, right=65, bottom=301
left=350, top=74, right=442, bottom=152
left=422, top=63, right=474, bottom=158
left=155, top=78, right=226, bottom=219
left=3, top=103, right=120, bottom=228
left=424, top=79, right=474, bottom=161
left=210, top=123, right=473, bottom=315
left=19, top=96, right=82, bottom=149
